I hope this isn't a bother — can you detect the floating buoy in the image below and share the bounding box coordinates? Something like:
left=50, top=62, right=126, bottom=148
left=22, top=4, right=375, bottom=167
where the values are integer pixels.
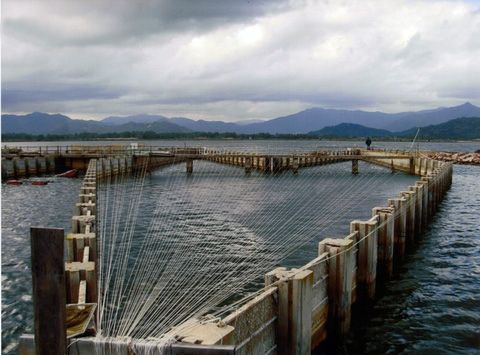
left=56, top=169, right=78, bottom=178
left=6, top=180, right=22, bottom=185
left=32, top=181, right=49, bottom=186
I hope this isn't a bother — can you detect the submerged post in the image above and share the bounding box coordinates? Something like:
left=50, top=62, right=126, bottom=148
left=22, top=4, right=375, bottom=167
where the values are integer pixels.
left=186, top=159, right=193, bottom=175
left=292, top=157, right=299, bottom=174
left=30, top=227, right=66, bottom=355
left=352, top=159, right=359, bottom=175
left=245, top=156, right=252, bottom=175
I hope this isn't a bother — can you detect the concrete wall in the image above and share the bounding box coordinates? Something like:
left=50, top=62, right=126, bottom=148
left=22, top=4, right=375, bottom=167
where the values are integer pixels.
left=1, top=159, right=15, bottom=179
left=2, top=156, right=57, bottom=180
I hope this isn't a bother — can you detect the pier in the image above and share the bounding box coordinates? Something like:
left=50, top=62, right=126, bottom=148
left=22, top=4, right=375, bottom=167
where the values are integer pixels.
left=15, top=145, right=453, bottom=355
left=1, top=144, right=452, bottom=180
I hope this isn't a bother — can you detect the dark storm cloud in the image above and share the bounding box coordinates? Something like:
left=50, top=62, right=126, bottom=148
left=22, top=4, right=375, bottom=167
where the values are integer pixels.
left=3, top=0, right=288, bottom=46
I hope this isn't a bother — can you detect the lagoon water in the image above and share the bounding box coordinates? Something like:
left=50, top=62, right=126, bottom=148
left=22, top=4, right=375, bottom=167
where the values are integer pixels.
left=1, top=140, right=479, bottom=353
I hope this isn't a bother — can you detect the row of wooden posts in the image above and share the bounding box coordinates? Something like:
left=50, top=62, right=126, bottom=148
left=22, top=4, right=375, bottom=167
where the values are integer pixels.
left=205, top=158, right=453, bottom=354
left=169, top=156, right=453, bottom=354
left=203, top=149, right=356, bottom=174
left=21, top=153, right=453, bottom=354
left=21, top=160, right=99, bottom=355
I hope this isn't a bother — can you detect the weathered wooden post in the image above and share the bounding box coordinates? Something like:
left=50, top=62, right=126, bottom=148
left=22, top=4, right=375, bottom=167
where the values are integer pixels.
left=410, top=184, right=423, bottom=234
left=418, top=180, right=429, bottom=229
left=264, top=268, right=313, bottom=355
left=30, top=227, right=66, bottom=355
left=401, top=190, right=416, bottom=244
left=421, top=175, right=433, bottom=222
left=292, top=157, right=299, bottom=174
left=409, top=157, right=415, bottom=175
left=352, top=159, right=359, bottom=175
left=372, top=207, right=395, bottom=278
left=388, top=197, right=407, bottom=261
left=350, top=218, right=378, bottom=301
left=318, top=237, right=354, bottom=335
left=289, top=270, right=313, bottom=355
left=245, top=156, right=252, bottom=175
left=186, top=159, right=193, bottom=175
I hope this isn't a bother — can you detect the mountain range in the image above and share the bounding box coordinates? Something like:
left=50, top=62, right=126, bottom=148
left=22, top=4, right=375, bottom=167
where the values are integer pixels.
left=2, top=102, right=480, bottom=136
left=309, top=117, right=480, bottom=139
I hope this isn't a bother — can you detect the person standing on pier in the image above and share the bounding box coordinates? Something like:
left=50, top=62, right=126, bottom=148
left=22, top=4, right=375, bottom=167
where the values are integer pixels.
left=366, top=137, right=372, bottom=150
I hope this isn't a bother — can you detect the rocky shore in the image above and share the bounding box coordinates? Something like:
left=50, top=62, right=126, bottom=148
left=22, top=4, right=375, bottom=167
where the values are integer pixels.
left=425, top=151, right=480, bottom=165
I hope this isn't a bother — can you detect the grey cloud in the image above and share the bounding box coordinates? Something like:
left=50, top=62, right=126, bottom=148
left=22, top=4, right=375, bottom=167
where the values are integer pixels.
left=2, top=0, right=289, bottom=46
left=2, top=0, right=480, bottom=120
left=2, top=82, right=124, bottom=108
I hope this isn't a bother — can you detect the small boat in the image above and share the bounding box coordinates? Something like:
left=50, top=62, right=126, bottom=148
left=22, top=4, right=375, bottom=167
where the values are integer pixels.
left=6, top=180, right=22, bottom=185
left=56, top=169, right=78, bottom=178
left=32, top=180, right=49, bottom=186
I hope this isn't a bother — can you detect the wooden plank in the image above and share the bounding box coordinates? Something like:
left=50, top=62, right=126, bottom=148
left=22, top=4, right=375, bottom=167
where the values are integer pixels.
left=78, top=280, right=87, bottom=305
left=30, top=227, right=66, bottom=355
left=82, top=246, right=90, bottom=263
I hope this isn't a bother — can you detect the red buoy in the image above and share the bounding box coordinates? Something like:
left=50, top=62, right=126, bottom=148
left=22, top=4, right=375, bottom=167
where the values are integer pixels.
left=32, top=181, right=49, bottom=186
left=6, top=180, right=22, bottom=185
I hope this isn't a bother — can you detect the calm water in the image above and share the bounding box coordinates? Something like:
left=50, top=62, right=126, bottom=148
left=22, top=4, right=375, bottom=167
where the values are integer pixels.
left=1, top=141, right=479, bottom=353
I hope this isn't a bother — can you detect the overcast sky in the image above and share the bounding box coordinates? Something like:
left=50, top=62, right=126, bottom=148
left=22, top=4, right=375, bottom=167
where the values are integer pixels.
left=2, top=0, right=479, bottom=121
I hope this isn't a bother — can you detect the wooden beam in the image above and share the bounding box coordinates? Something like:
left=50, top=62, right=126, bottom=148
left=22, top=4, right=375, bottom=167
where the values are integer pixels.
left=30, top=227, right=66, bottom=355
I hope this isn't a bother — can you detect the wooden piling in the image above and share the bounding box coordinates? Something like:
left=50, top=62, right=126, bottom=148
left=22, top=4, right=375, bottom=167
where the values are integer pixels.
left=401, top=190, right=416, bottom=244
left=409, top=157, right=415, bottom=175
left=352, top=159, right=359, bottom=175
left=350, top=218, right=378, bottom=301
left=410, top=184, right=423, bottom=234
left=186, top=159, right=193, bottom=175
left=318, top=238, right=354, bottom=335
left=289, top=270, right=313, bottom=355
left=388, top=197, right=407, bottom=261
left=372, top=207, right=395, bottom=278
left=30, top=227, right=66, bottom=355
left=245, top=156, right=252, bottom=174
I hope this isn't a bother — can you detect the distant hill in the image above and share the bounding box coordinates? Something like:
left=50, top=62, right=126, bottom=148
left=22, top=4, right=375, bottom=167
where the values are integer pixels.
left=2, top=103, right=480, bottom=136
left=1, top=112, right=104, bottom=134
left=235, top=103, right=480, bottom=133
left=308, top=117, right=480, bottom=139
left=101, top=114, right=170, bottom=125
left=1, top=112, right=190, bottom=134
left=398, top=117, right=480, bottom=139
left=105, top=120, right=191, bottom=133
left=170, top=117, right=241, bottom=133
left=239, top=107, right=393, bottom=134
left=309, top=123, right=392, bottom=137
left=383, top=102, right=480, bottom=131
